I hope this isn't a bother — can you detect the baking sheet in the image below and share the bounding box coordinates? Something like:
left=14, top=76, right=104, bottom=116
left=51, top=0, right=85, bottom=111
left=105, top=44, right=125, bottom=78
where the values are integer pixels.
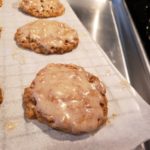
left=0, top=0, right=150, bottom=150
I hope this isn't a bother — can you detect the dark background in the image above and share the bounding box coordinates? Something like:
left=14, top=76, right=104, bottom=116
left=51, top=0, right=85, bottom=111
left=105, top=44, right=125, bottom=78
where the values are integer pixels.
left=125, top=0, right=150, bottom=59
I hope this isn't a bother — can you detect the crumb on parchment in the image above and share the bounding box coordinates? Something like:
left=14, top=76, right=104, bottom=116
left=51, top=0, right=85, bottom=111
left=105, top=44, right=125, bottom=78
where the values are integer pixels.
left=4, top=121, right=17, bottom=131
left=0, top=27, right=2, bottom=38
left=0, top=88, right=3, bottom=104
left=106, top=113, right=118, bottom=125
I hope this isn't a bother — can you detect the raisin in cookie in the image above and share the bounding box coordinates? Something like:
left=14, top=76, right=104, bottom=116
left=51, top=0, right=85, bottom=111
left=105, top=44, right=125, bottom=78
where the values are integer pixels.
left=23, top=64, right=108, bottom=134
left=0, top=88, right=3, bottom=104
left=19, top=0, right=65, bottom=18
left=15, top=20, right=79, bottom=54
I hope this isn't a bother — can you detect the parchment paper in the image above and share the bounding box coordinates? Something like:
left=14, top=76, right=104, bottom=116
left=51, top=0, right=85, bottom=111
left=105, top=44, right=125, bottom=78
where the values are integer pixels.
left=0, top=0, right=150, bottom=150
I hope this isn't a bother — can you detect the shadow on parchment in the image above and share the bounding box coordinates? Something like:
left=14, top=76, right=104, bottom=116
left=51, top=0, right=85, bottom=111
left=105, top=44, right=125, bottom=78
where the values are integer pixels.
left=24, top=117, right=91, bottom=141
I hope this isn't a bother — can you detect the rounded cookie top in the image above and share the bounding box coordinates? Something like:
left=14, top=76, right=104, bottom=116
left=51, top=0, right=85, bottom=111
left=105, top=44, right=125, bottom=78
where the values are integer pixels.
left=19, top=0, right=65, bottom=18
left=23, top=64, right=108, bottom=134
left=15, top=20, right=79, bottom=54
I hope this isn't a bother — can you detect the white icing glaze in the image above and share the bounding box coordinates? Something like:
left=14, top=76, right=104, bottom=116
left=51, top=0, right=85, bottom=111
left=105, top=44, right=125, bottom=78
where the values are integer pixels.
left=31, top=64, right=107, bottom=133
left=18, top=20, right=78, bottom=50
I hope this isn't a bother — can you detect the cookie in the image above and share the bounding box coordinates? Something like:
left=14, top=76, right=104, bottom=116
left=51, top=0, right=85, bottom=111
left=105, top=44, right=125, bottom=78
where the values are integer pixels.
left=0, top=88, right=3, bottom=104
left=0, top=0, right=2, bottom=7
left=15, top=20, right=79, bottom=54
left=23, top=64, right=108, bottom=134
left=19, top=0, right=65, bottom=18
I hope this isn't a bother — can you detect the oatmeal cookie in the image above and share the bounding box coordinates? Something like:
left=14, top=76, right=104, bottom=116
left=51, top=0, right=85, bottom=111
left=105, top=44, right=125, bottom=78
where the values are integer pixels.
left=15, top=20, right=79, bottom=54
left=23, top=64, right=108, bottom=134
left=19, top=0, right=65, bottom=18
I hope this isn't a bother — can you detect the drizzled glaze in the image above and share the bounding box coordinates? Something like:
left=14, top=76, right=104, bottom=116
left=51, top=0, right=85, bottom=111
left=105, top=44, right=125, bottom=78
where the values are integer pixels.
left=18, top=20, right=78, bottom=50
left=30, top=64, right=107, bottom=133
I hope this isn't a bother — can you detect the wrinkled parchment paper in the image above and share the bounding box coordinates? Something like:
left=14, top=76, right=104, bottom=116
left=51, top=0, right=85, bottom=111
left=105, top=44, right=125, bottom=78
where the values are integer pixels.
left=0, top=0, right=150, bottom=150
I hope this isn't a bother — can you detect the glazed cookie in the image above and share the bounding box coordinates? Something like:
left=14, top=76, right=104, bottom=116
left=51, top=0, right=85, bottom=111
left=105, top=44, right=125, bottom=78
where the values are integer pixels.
left=19, top=0, right=65, bottom=18
left=23, top=64, right=108, bottom=134
left=15, top=20, right=79, bottom=54
left=0, top=88, right=3, bottom=104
